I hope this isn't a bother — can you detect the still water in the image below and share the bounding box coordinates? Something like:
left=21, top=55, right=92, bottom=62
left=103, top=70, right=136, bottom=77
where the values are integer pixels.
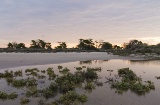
left=0, top=59, right=160, bottom=105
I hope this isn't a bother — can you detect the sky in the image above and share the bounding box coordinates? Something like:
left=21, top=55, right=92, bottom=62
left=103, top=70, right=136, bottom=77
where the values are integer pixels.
left=0, top=0, right=160, bottom=48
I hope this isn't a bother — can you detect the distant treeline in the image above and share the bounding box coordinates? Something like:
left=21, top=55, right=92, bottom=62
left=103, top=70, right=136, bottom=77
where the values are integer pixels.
left=1, top=39, right=160, bottom=54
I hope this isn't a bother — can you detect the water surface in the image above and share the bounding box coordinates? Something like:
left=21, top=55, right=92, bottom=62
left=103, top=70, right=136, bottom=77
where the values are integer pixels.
left=0, top=59, right=160, bottom=105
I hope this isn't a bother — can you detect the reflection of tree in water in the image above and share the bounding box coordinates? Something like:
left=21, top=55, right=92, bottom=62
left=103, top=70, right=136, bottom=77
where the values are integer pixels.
left=99, top=60, right=109, bottom=64
left=79, top=60, right=92, bottom=65
left=79, top=60, right=109, bottom=65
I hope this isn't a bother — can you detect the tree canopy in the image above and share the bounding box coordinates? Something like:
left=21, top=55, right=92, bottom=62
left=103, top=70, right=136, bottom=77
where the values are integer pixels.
left=100, top=42, right=112, bottom=50
left=77, top=39, right=96, bottom=50
left=30, top=39, right=52, bottom=49
left=55, top=42, right=67, bottom=49
left=123, top=39, right=144, bottom=50
left=7, top=42, right=26, bottom=49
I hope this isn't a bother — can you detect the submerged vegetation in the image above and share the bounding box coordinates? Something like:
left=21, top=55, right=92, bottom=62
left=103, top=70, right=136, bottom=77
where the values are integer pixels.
left=0, top=66, right=156, bottom=104
left=0, top=66, right=101, bottom=105
left=0, top=91, right=18, bottom=100
left=110, top=68, right=155, bottom=95
left=58, top=91, right=87, bottom=105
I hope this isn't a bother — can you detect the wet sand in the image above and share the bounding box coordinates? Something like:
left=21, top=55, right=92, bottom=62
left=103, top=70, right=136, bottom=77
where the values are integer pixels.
left=0, top=52, right=139, bottom=69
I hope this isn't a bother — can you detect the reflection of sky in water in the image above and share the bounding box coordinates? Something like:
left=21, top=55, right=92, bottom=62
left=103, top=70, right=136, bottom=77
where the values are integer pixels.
left=0, top=60, right=160, bottom=105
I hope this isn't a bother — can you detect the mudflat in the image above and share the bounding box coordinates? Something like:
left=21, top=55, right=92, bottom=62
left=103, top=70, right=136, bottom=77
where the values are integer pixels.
left=0, top=52, right=138, bottom=69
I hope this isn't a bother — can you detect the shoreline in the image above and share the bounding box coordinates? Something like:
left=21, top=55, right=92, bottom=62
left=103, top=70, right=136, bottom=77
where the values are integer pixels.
left=0, top=52, right=147, bottom=69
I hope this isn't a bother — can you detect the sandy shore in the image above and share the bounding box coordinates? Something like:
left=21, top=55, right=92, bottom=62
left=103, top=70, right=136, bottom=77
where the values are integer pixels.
left=0, top=52, right=140, bottom=69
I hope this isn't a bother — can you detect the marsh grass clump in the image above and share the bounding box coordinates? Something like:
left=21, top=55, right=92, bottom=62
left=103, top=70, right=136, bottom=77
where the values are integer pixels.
left=155, top=76, right=160, bottom=79
left=95, top=81, right=103, bottom=86
left=41, top=70, right=46, bottom=74
left=26, top=88, right=39, bottom=97
left=11, top=77, right=37, bottom=88
left=56, top=73, right=76, bottom=93
left=25, top=68, right=39, bottom=73
left=40, top=83, right=58, bottom=99
left=26, top=77, right=37, bottom=87
left=6, top=77, right=14, bottom=83
left=82, top=66, right=86, bottom=68
left=110, top=68, right=155, bottom=95
left=0, top=70, right=14, bottom=78
left=58, top=65, right=63, bottom=70
left=47, top=68, right=56, bottom=80
left=58, top=91, right=87, bottom=105
left=38, top=75, right=46, bottom=79
left=0, top=91, right=18, bottom=100
left=7, top=92, right=18, bottom=99
left=75, top=67, right=83, bottom=71
left=0, top=91, right=8, bottom=100
left=0, top=66, right=102, bottom=104
left=20, top=98, right=30, bottom=104
left=84, top=68, right=98, bottom=80
left=118, top=68, right=140, bottom=82
left=0, top=73, right=4, bottom=78
left=14, top=70, right=23, bottom=77
left=129, top=80, right=155, bottom=95
left=38, top=99, right=46, bottom=105
left=59, top=67, right=70, bottom=75
left=25, top=68, right=40, bottom=77
left=84, top=82, right=95, bottom=90
left=74, top=71, right=85, bottom=83
left=11, top=79, right=26, bottom=88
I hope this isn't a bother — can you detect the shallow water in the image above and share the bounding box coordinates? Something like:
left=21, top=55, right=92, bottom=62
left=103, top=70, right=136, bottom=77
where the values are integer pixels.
left=0, top=59, right=160, bottom=105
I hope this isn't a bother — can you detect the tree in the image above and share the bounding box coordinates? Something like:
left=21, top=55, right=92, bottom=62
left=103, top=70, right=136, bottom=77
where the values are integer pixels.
left=30, top=39, right=51, bottom=49
left=124, top=39, right=143, bottom=50
left=113, top=45, right=121, bottom=49
left=7, top=42, right=13, bottom=48
left=77, top=39, right=96, bottom=50
left=55, top=42, right=67, bottom=49
left=45, top=43, right=52, bottom=49
left=7, top=42, right=26, bottom=49
left=17, top=43, right=26, bottom=49
left=100, top=42, right=112, bottom=50
left=30, top=40, right=39, bottom=48
left=38, top=39, right=46, bottom=49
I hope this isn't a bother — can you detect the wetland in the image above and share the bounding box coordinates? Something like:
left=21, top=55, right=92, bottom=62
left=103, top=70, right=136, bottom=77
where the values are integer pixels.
left=0, top=57, right=160, bottom=105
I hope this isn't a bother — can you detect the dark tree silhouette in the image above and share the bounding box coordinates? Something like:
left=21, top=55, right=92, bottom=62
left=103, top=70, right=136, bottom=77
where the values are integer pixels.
left=45, top=43, right=52, bottom=49
left=55, top=42, right=67, bottom=49
left=77, top=39, right=96, bottom=50
left=17, top=43, right=26, bottom=49
left=30, top=39, right=51, bottom=49
left=30, top=40, right=39, bottom=48
left=7, top=42, right=26, bottom=49
left=100, top=42, right=112, bottom=50
left=124, top=39, right=143, bottom=50
left=113, top=45, right=121, bottom=49
left=7, top=42, right=13, bottom=48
